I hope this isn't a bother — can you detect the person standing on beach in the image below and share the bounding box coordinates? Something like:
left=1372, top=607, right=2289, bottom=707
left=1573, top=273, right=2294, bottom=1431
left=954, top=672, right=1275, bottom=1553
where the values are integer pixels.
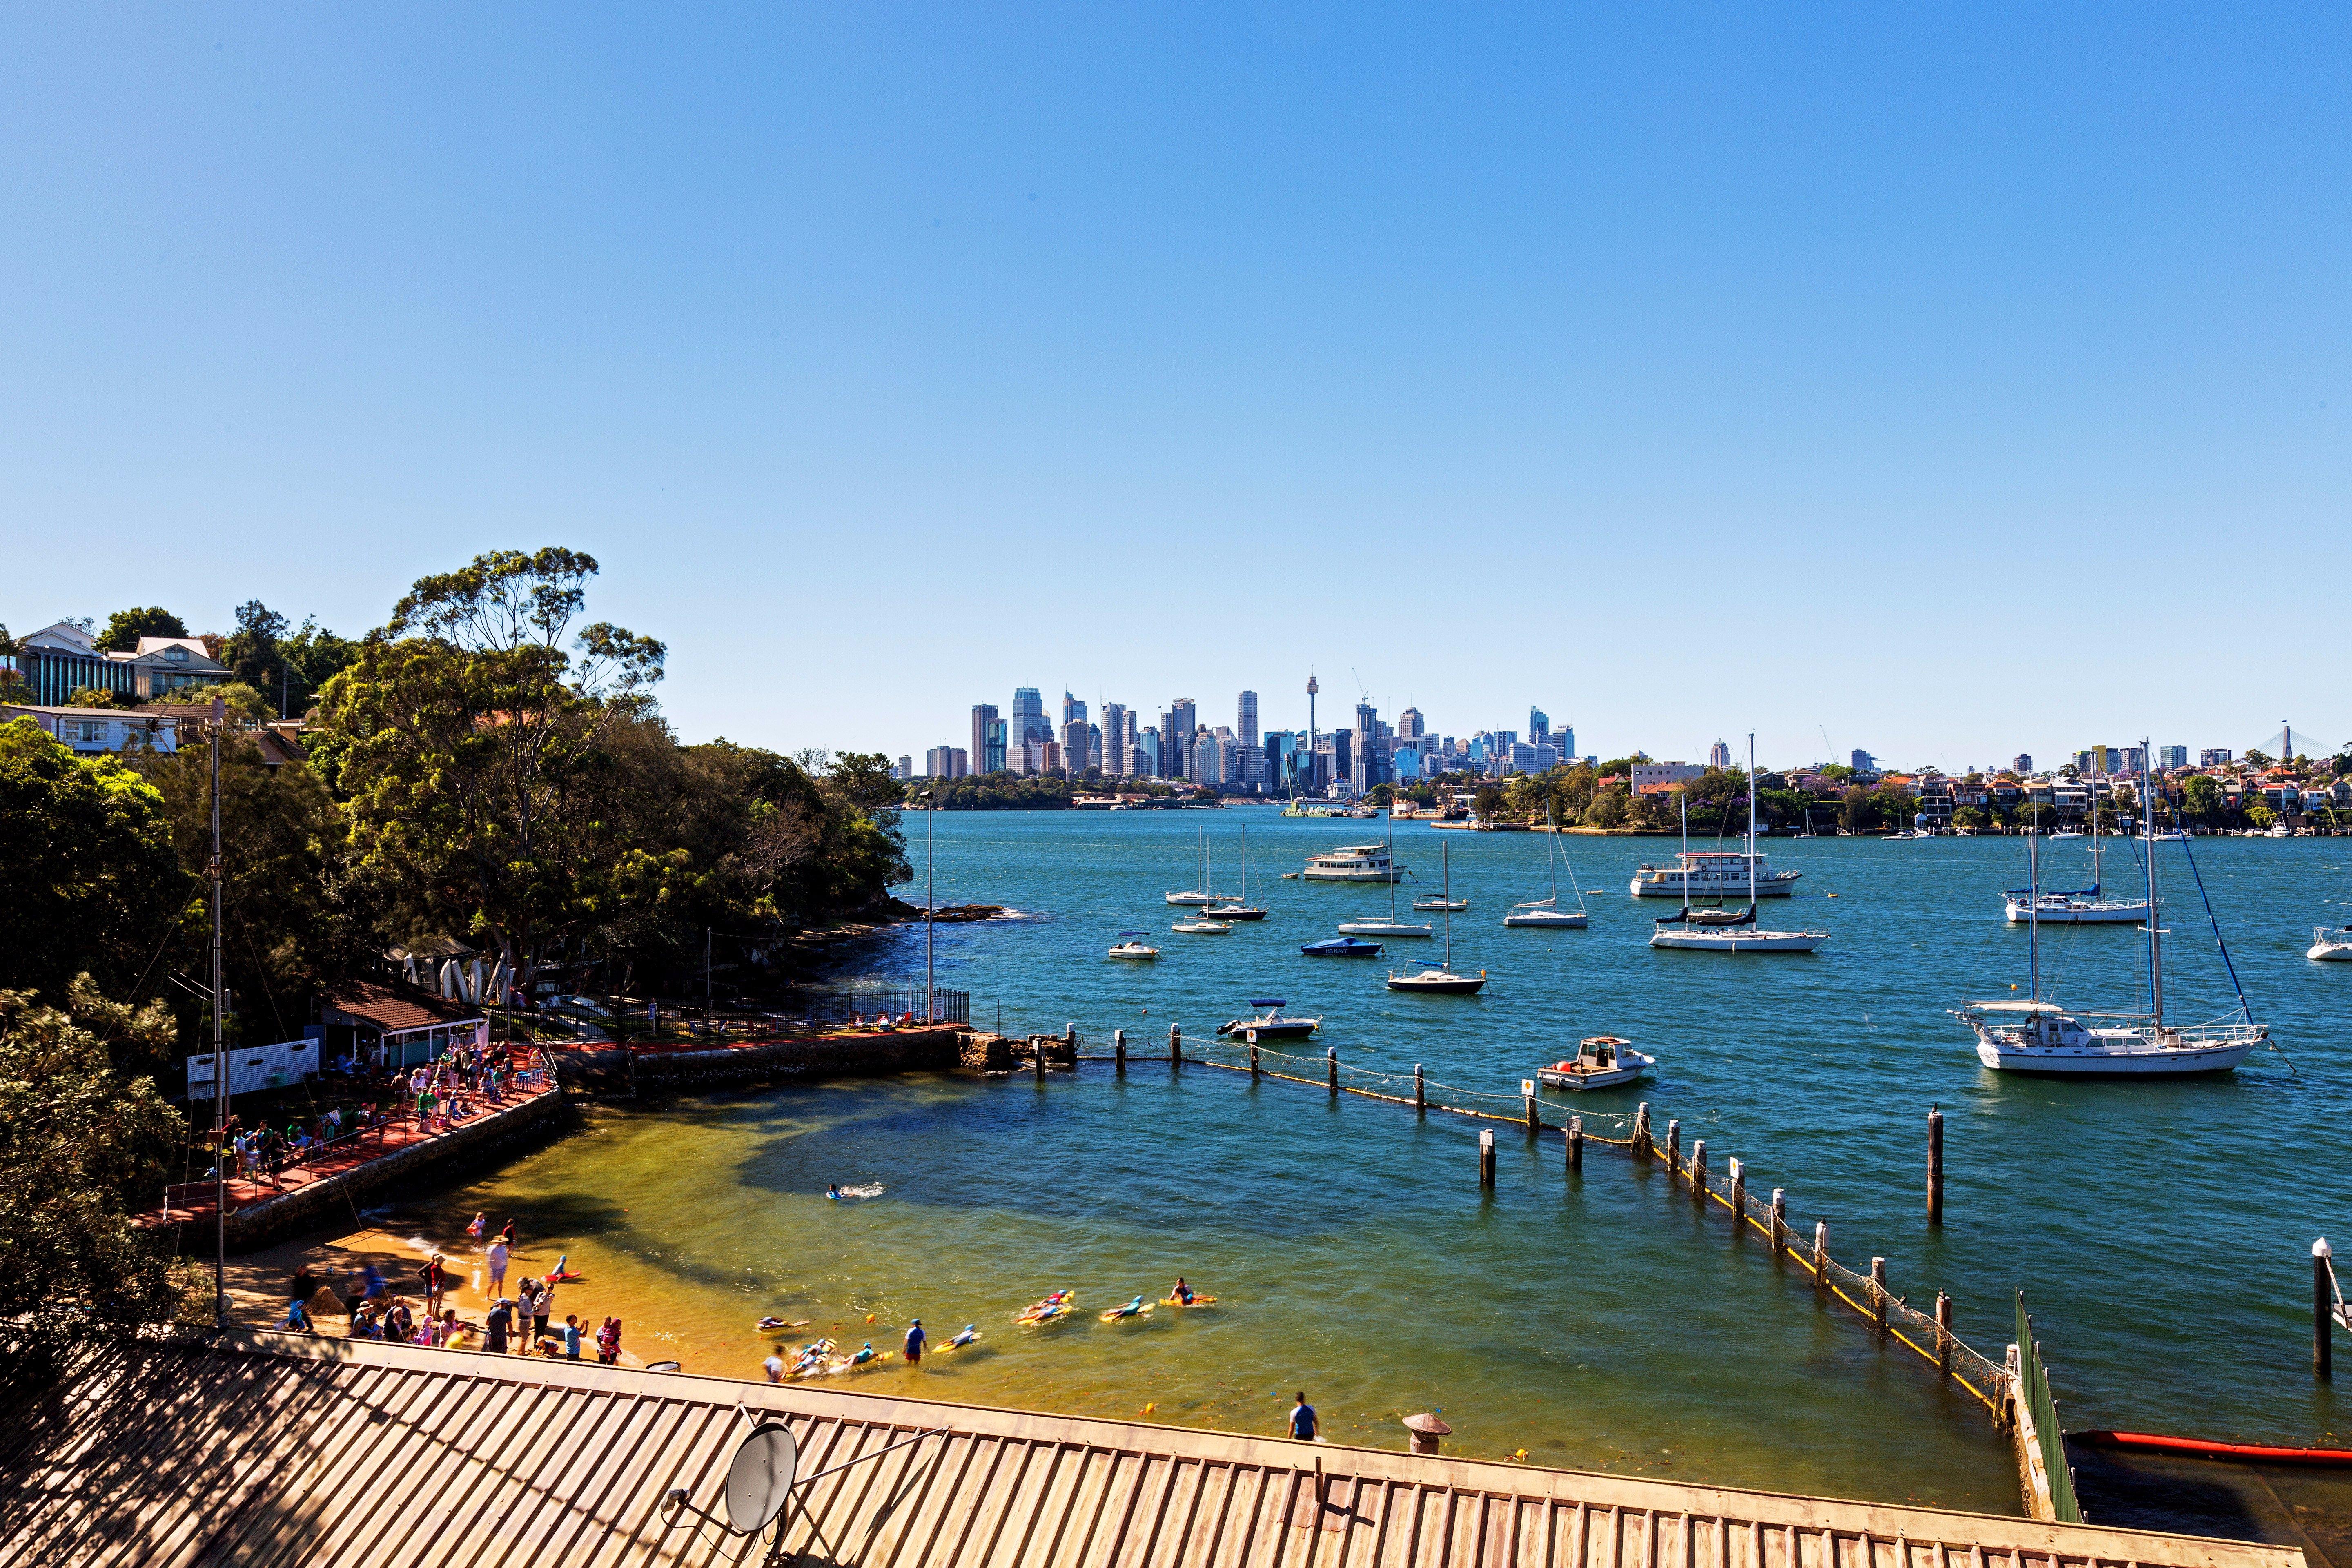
left=1288, top=1393, right=1318, bottom=1442
left=484, top=1298, right=511, bottom=1355
left=903, top=1319, right=926, bottom=1365
left=763, top=1350, right=786, bottom=1382
left=486, top=1237, right=509, bottom=1297
left=562, top=1314, right=582, bottom=1360
left=419, top=1254, right=449, bottom=1316
left=515, top=1280, right=542, bottom=1352
left=534, top=1278, right=556, bottom=1346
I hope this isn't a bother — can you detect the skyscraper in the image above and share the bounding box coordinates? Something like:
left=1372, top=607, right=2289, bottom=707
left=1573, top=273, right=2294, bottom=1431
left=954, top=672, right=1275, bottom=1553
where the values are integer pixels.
left=1169, top=698, right=1197, bottom=779
left=1062, top=691, right=1087, bottom=730
left=1062, top=718, right=1090, bottom=775
left=1011, top=688, right=1048, bottom=747
left=1398, top=706, right=1424, bottom=740
left=984, top=719, right=1008, bottom=773
left=1237, top=692, right=1258, bottom=788
left=1528, top=707, right=1548, bottom=740
left=971, top=704, right=1000, bottom=775
left=1101, top=703, right=1127, bottom=775
left=1709, top=739, right=1731, bottom=768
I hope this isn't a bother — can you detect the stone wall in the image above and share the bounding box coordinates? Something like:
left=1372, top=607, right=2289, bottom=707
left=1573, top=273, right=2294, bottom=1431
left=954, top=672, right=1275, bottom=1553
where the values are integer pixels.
left=221, top=1089, right=572, bottom=1252
left=587, top=1027, right=973, bottom=1094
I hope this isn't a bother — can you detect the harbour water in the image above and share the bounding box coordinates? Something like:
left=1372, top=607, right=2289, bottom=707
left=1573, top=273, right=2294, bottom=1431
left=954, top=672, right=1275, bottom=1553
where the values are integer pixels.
left=412, top=813, right=2350, bottom=1511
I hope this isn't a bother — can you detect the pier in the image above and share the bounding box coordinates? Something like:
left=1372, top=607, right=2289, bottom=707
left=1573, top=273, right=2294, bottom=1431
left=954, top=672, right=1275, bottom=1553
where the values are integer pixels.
left=0, top=1331, right=2303, bottom=1568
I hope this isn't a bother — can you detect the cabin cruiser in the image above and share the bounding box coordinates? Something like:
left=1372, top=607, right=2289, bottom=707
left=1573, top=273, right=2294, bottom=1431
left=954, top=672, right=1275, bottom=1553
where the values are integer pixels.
left=1301, top=843, right=1404, bottom=882
left=1215, top=1000, right=1321, bottom=1039
left=2003, top=889, right=2150, bottom=925
left=1107, top=935, right=1160, bottom=960
left=1629, top=850, right=1799, bottom=898
left=1537, top=1036, right=1653, bottom=1091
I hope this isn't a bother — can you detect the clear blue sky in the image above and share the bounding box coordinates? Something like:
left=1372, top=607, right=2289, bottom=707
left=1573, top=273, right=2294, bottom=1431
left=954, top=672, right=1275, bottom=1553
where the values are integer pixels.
left=5, top=5, right=2345, bottom=770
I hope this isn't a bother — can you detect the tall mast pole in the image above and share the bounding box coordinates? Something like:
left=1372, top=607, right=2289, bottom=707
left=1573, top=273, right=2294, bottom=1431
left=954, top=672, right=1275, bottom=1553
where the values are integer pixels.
left=925, top=791, right=935, bottom=1021
left=1747, top=733, right=1758, bottom=906
left=2028, top=823, right=2040, bottom=1003
left=209, top=695, right=226, bottom=1329
left=2145, top=739, right=2163, bottom=1025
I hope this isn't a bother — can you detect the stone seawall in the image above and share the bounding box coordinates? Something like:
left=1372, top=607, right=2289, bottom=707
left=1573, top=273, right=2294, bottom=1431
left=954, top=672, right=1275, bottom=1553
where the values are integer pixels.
left=220, top=1089, right=572, bottom=1252
left=559, top=1027, right=994, bottom=1096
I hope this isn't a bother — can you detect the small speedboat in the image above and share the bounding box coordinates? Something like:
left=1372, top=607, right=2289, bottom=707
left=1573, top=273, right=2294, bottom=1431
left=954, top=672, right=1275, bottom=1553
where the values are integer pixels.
left=1108, top=933, right=1161, bottom=960
left=1385, top=966, right=1486, bottom=994
left=1216, top=999, right=1321, bottom=1039
left=1301, top=936, right=1384, bottom=958
left=1411, top=894, right=1468, bottom=912
left=1536, top=1035, right=1654, bottom=1090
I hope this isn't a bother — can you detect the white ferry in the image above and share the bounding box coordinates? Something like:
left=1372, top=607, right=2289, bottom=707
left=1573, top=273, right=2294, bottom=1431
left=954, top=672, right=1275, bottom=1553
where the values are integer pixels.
left=1300, top=843, right=1404, bottom=883
left=1628, top=850, right=1799, bottom=899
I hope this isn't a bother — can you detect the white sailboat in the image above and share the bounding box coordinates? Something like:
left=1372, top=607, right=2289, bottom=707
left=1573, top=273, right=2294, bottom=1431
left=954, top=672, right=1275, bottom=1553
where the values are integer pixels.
left=1387, top=842, right=1485, bottom=993
left=2310, top=926, right=2352, bottom=961
left=1954, top=743, right=2266, bottom=1075
left=1339, top=811, right=1433, bottom=938
left=1504, top=805, right=1589, bottom=928
left=2001, top=767, right=2149, bottom=924
left=1165, top=828, right=1215, bottom=905
left=1203, top=827, right=1267, bottom=920
left=1650, top=735, right=1827, bottom=953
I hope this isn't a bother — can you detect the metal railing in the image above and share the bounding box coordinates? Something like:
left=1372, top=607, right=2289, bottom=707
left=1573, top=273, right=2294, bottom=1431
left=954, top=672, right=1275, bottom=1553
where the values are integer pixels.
left=2016, top=1290, right=2082, bottom=1523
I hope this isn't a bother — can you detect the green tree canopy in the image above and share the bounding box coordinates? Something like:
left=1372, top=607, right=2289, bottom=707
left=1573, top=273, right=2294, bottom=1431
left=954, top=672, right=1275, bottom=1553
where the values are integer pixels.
left=97, top=606, right=189, bottom=652
left=0, top=977, right=187, bottom=1370
left=0, top=719, right=184, bottom=1008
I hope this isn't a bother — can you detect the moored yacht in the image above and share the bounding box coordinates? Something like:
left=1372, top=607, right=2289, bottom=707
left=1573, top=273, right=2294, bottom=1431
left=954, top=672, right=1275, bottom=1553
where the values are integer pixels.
left=1340, top=812, right=1430, bottom=935
left=2000, top=775, right=2147, bottom=924
left=1536, top=1036, right=1653, bottom=1091
left=1648, top=742, right=1828, bottom=954
left=1388, top=841, right=1485, bottom=994
left=2308, top=926, right=2352, bottom=962
left=1301, top=842, right=1404, bottom=882
left=1505, top=804, right=1589, bottom=928
left=1629, top=850, right=1799, bottom=898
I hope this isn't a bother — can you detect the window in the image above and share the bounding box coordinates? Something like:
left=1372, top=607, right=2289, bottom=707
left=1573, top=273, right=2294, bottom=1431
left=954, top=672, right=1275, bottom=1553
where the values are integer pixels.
left=167, top=646, right=187, bottom=663
left=76, top=720, right=107, bottom=744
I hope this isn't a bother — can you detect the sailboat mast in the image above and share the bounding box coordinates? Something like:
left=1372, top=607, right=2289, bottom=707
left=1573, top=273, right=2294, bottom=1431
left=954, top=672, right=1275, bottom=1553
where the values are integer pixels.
left=2144, top=741, right=2163, bottom=1024
left=1746, top=733, right=1758, bottom=905
left=2028, top=825, right=2040, bottom=1002
left=1679, top=792, right=1690, bottom=915
left=1442, top=840, right=1452, bottom=968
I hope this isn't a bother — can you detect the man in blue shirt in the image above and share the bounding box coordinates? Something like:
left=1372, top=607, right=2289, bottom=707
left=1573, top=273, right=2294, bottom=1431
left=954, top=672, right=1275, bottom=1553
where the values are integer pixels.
left=904, top=1319, right=927, bottom=1364
left=1289, top=1392, right=1317, bottom=1441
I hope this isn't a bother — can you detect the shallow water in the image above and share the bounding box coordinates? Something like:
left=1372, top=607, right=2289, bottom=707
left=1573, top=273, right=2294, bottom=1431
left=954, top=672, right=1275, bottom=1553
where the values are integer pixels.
left=410, top=814, right=2352, bottom=1510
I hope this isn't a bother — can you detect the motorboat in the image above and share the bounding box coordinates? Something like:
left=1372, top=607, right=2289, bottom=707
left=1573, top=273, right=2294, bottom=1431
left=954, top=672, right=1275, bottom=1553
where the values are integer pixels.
left=1338, top=811, right=1431, bottom=935
left=2309, top=926, right=2352, bottom=962
left=1300, top=842, right=1404, bottom=882
left=1953, top=742, right=2266, bottom=1076
left=1648, top=748, right=1828, bottom=953
left=1171, top=917, right=1233, bottom=934
left=1107, top=933, right=1160, bottom=960
left=1505, top=804, right=1590, bottom=928
left=1301, top=936, right=1384, bottom=958
left=1203, top=826, right=1268, bottom=920
left=1216, top=999, right=1321, bottom=1039
left=1412, top=894, right=1468, bottom=911
left=1628, top=850, right=1800, bottom=898
left=1536, top=1036, right=1653, bottom=1091
left=1388, top=841, right=1485, bottom=993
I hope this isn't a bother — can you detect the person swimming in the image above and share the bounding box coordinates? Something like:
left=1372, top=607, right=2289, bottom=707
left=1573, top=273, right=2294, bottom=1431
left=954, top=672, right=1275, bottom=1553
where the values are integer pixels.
left=947, top=1324, right=979, bottom=1349
left=826, top=1185, right=842, bottom=1200
left=1171, top=1277, right=1194, bottom=1305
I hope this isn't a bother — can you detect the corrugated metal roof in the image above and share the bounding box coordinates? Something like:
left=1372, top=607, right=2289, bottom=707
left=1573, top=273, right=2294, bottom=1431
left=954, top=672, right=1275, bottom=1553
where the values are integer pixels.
left=0, top=1333, right=2302, bottom=1568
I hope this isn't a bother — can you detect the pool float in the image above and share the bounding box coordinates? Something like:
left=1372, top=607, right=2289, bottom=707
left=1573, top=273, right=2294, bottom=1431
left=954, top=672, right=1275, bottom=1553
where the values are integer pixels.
left=547, top=1270, right=586, bottom=1283
left=1099, top=1296, right=1153, bottom=1322
left=1158, top=1294, right=1219, bottom=1309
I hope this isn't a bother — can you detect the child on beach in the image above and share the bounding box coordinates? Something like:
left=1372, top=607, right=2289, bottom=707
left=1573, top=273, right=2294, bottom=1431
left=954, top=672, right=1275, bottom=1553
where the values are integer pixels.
left=467, top=1212, right=486, bottom=1240
left=596, top=1318, right=621, bottom=1365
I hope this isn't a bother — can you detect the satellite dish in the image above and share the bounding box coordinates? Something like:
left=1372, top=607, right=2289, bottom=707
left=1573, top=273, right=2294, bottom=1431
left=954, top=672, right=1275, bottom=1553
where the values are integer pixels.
left=724, top=1423, right=799, bottom=1533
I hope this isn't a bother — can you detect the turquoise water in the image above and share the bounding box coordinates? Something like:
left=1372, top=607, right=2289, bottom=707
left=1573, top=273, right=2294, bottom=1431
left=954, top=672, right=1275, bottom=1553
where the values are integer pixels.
left=427, top=813, right=2351, bottom=1510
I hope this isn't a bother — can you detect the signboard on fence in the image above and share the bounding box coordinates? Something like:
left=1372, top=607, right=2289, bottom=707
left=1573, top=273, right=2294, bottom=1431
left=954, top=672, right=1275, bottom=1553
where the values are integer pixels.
left=185, top=1040, right=316, bottom=1100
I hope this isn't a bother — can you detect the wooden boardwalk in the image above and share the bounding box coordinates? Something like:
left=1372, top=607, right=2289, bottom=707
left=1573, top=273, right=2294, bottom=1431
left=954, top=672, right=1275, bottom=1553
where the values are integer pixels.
left=0, top=1334, right=2301, bottom=1568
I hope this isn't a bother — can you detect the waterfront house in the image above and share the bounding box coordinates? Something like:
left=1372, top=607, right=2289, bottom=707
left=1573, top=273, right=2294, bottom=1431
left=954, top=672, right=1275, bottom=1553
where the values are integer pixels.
left=0, top=703, right=181, bottom=755
left=12, top=619, right=228, bottom=704
left=318, top=982, right=489, bottom=1070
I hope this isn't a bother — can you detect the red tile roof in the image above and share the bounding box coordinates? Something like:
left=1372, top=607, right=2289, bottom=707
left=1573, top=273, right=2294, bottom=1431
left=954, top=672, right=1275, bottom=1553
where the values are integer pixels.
left=321, top=981, right=483, bottom=1033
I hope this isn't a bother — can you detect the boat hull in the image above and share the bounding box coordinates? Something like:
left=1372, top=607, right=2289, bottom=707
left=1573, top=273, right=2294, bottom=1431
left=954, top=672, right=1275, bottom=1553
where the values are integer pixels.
left=1536, top=1065, right=1644, bottom=1090
left=1203, top=906, right=1267, bottom=920
left=1217, top=1019, right=1319, bottom=1039
left=1649, top=929, right=1824, bottom=953
left=1165, top=892, right=1214, bottom=906
left=1630, top=872, right=1799, bottom=898
left=1337, top=920, right=1432, bottom=938
left=1971, top=1037, right=2252, bottom=1075
left=2003, top=898, right=2149, bottom=924
left=1385, top=972, right=1486, bottom=994
left=2309, top=940, right=2352, bottom=962
left=1504, top=911, right=1588, bottom=928
left=1301, top=869, right=1404, bottom=882
left=1300, top=940, right=1383, bottom=958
